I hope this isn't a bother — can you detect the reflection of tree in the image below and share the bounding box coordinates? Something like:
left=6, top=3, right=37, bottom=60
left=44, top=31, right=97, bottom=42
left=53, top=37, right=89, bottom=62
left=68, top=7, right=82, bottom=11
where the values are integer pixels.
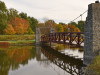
left=30, top=46, right=36, bottom=60
left=7, top=49, right=30, bottom=70
left=55, top=44, right=66, bottom=50
left=0, top=51, right=10, bottom=75
left=0, top=46, right=36, bottom=75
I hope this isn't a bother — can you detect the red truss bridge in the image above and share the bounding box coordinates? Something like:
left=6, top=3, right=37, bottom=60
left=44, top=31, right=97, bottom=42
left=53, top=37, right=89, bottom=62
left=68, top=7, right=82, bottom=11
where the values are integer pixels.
left=41, top=32, right=84, bottom=46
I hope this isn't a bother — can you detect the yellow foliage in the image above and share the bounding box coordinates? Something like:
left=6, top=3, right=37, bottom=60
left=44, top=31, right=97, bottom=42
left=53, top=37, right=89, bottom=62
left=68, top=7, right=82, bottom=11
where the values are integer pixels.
left=56, top=24, right=64, bottom=32
left=4, top=24, right=16, bottom=35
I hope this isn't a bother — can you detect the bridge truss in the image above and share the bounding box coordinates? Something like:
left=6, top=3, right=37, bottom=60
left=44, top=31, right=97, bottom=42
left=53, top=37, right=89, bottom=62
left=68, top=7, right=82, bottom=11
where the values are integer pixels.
left=41, top=32, right=84, bottom=46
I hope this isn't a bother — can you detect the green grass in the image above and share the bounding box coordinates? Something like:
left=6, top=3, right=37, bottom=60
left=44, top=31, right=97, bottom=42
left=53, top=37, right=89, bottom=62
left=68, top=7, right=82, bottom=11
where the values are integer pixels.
left=0, top=40, right=35, bottom=45
left=86, top=55, right=100, bottom=75
left=0, top=35, right=35, bottom=41
left=0, top=35, right=35, bottom=45
left=9, top=40, right=35, bottom=44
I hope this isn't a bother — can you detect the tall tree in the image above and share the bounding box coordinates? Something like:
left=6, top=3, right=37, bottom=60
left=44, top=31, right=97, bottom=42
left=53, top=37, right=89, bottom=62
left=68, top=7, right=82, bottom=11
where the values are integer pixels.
left=68, top=25, right=80, bottom=32
left=28, top=17, right=38, bottom=32
left=0, top=1, right=8, bottom=34
left=77, top=21, right=85, bottom=32
left=56, top=24, right=64, bottom=32
left=59, top=22, right=66, bottom=25
left=27, top=27, right=34, bottom=34
left=68, top=22, right=77, bottom=27
left=45, top=20, right=56, bottom=28
left=63, top=25, right=68, bottom=32
left=19, top=12, right=28, bottom=20
left=36, top=23, right=45, bottom=28
left=7, top=8, right=19, bottom=21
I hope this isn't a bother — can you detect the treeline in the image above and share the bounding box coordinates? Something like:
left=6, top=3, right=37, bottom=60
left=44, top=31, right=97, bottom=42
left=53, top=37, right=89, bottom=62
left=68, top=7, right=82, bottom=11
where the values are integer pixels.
left=68, top=21, right=85, bottom=32
left=0, top=1, right=85, bottom=35
left=37, top=20, right=85, bottom=32
left=0, top=1, right=38, bottom=35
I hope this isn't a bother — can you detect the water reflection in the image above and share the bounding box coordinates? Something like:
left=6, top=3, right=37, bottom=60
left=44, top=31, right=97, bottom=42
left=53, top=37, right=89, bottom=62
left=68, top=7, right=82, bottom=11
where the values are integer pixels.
left=0, top=46, right=35, bottom=75
left=51, top=44, right=84, bottom=59
left=0, top=45, right=85, bottom=75
left=37, top=45, right=84, bottom=75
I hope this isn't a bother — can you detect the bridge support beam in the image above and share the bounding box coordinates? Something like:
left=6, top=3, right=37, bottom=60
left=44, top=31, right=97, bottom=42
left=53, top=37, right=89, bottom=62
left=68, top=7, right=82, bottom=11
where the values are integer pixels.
left=84, top=2, right=100, bottom=65
left=36, top=28, right=41, bottom=45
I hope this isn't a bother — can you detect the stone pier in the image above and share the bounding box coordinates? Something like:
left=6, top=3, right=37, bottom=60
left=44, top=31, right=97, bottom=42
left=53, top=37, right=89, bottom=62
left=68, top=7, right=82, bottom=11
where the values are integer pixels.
left=36, top=27, right=55, bottom=45
left=84, top=2, right=100, bottom=65
left=36, top=28, right=41, bottom=45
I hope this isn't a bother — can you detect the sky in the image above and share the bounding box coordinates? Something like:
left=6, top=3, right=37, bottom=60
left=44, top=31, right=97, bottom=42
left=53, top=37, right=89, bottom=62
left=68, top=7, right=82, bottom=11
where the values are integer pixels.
left=3, top=0, right=95, bottom=23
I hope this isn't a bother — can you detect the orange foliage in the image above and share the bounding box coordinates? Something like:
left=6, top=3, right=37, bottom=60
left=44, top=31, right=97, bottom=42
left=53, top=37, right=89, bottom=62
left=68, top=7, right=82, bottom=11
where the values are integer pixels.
left=55, top=24, right=64, bottom=32
left=63, top=25, right=80, bottom=32
left=4, top=24, right=16, bottom=35
left=68, top=25, right=80, bottom=32
left=63, top=25, right=68, bottom=32
left=8, top=17, right=29, bottom=34
left=56, top=24, right=80, bottom=32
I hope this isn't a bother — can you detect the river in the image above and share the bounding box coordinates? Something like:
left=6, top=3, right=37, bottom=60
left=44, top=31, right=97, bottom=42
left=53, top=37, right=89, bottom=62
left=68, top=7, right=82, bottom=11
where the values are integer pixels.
left=0, top=44, right=84, bottom=75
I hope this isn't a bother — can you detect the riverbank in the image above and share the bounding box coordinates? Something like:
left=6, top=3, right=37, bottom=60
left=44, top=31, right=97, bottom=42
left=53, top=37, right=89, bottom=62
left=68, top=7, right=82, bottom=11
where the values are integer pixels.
left=0, top=35, right=35, bottom=45
left=0, top=40, right=35, bottom=45
left=85, top=55, right=100, bottom=75
left=0, top=35, right=35, bottom=41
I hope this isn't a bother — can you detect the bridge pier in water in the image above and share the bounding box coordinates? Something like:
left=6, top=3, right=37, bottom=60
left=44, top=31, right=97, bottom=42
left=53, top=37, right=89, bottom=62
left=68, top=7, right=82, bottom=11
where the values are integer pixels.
left=84, top=2, right=100, bottom=65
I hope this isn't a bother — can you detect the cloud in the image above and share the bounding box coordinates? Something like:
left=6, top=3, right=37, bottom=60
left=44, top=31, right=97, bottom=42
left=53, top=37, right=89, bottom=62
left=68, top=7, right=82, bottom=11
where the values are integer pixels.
left=3, top=0, right=95, bottom=23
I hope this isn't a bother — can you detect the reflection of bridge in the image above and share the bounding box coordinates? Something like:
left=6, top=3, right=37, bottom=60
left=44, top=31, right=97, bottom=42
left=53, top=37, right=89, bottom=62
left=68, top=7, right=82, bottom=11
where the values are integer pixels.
left=39, top=45, right=84, bottom=75
left=41, top=32, right=84, bottom=46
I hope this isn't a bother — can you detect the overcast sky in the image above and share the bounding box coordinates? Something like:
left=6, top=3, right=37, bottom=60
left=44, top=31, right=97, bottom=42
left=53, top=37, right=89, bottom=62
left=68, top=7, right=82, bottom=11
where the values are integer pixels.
left=3, top=0, right=95, bottom=23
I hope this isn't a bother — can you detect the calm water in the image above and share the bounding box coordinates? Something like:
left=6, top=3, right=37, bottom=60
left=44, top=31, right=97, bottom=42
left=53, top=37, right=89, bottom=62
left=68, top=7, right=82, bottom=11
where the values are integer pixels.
left=0, top=44, right=84, bottom=75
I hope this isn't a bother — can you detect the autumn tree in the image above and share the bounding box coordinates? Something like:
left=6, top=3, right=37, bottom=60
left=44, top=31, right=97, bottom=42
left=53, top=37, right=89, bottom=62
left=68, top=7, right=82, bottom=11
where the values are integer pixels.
left=27, top=27, right=34, bottom=34
left=67, top=25, right=80, bottom=32
left=36, top=23, right=45, bottom=28
left=8, top=17, right=29, bottom=34
left=63, top=25, right=68, bottom=32
left=56, top=24, right=64, bottom=32
left=45, top=20, right=56, bottom=28
left=59, top=22, right=66, bottom=25
left=0, top=1, right=8, bottom=34
left=4, top=24, right=15, bottom=35
left=68, top=21, right=85, bottom=32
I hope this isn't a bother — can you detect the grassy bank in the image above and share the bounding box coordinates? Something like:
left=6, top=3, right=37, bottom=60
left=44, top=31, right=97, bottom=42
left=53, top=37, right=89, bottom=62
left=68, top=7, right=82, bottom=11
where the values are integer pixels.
left=0, top=35, right=35, bottom=41
left=86, top=55, right=100, bottom=75
left=0, top=40, right=35, bottom=45
left=0, top=35, right=35, bottom=45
